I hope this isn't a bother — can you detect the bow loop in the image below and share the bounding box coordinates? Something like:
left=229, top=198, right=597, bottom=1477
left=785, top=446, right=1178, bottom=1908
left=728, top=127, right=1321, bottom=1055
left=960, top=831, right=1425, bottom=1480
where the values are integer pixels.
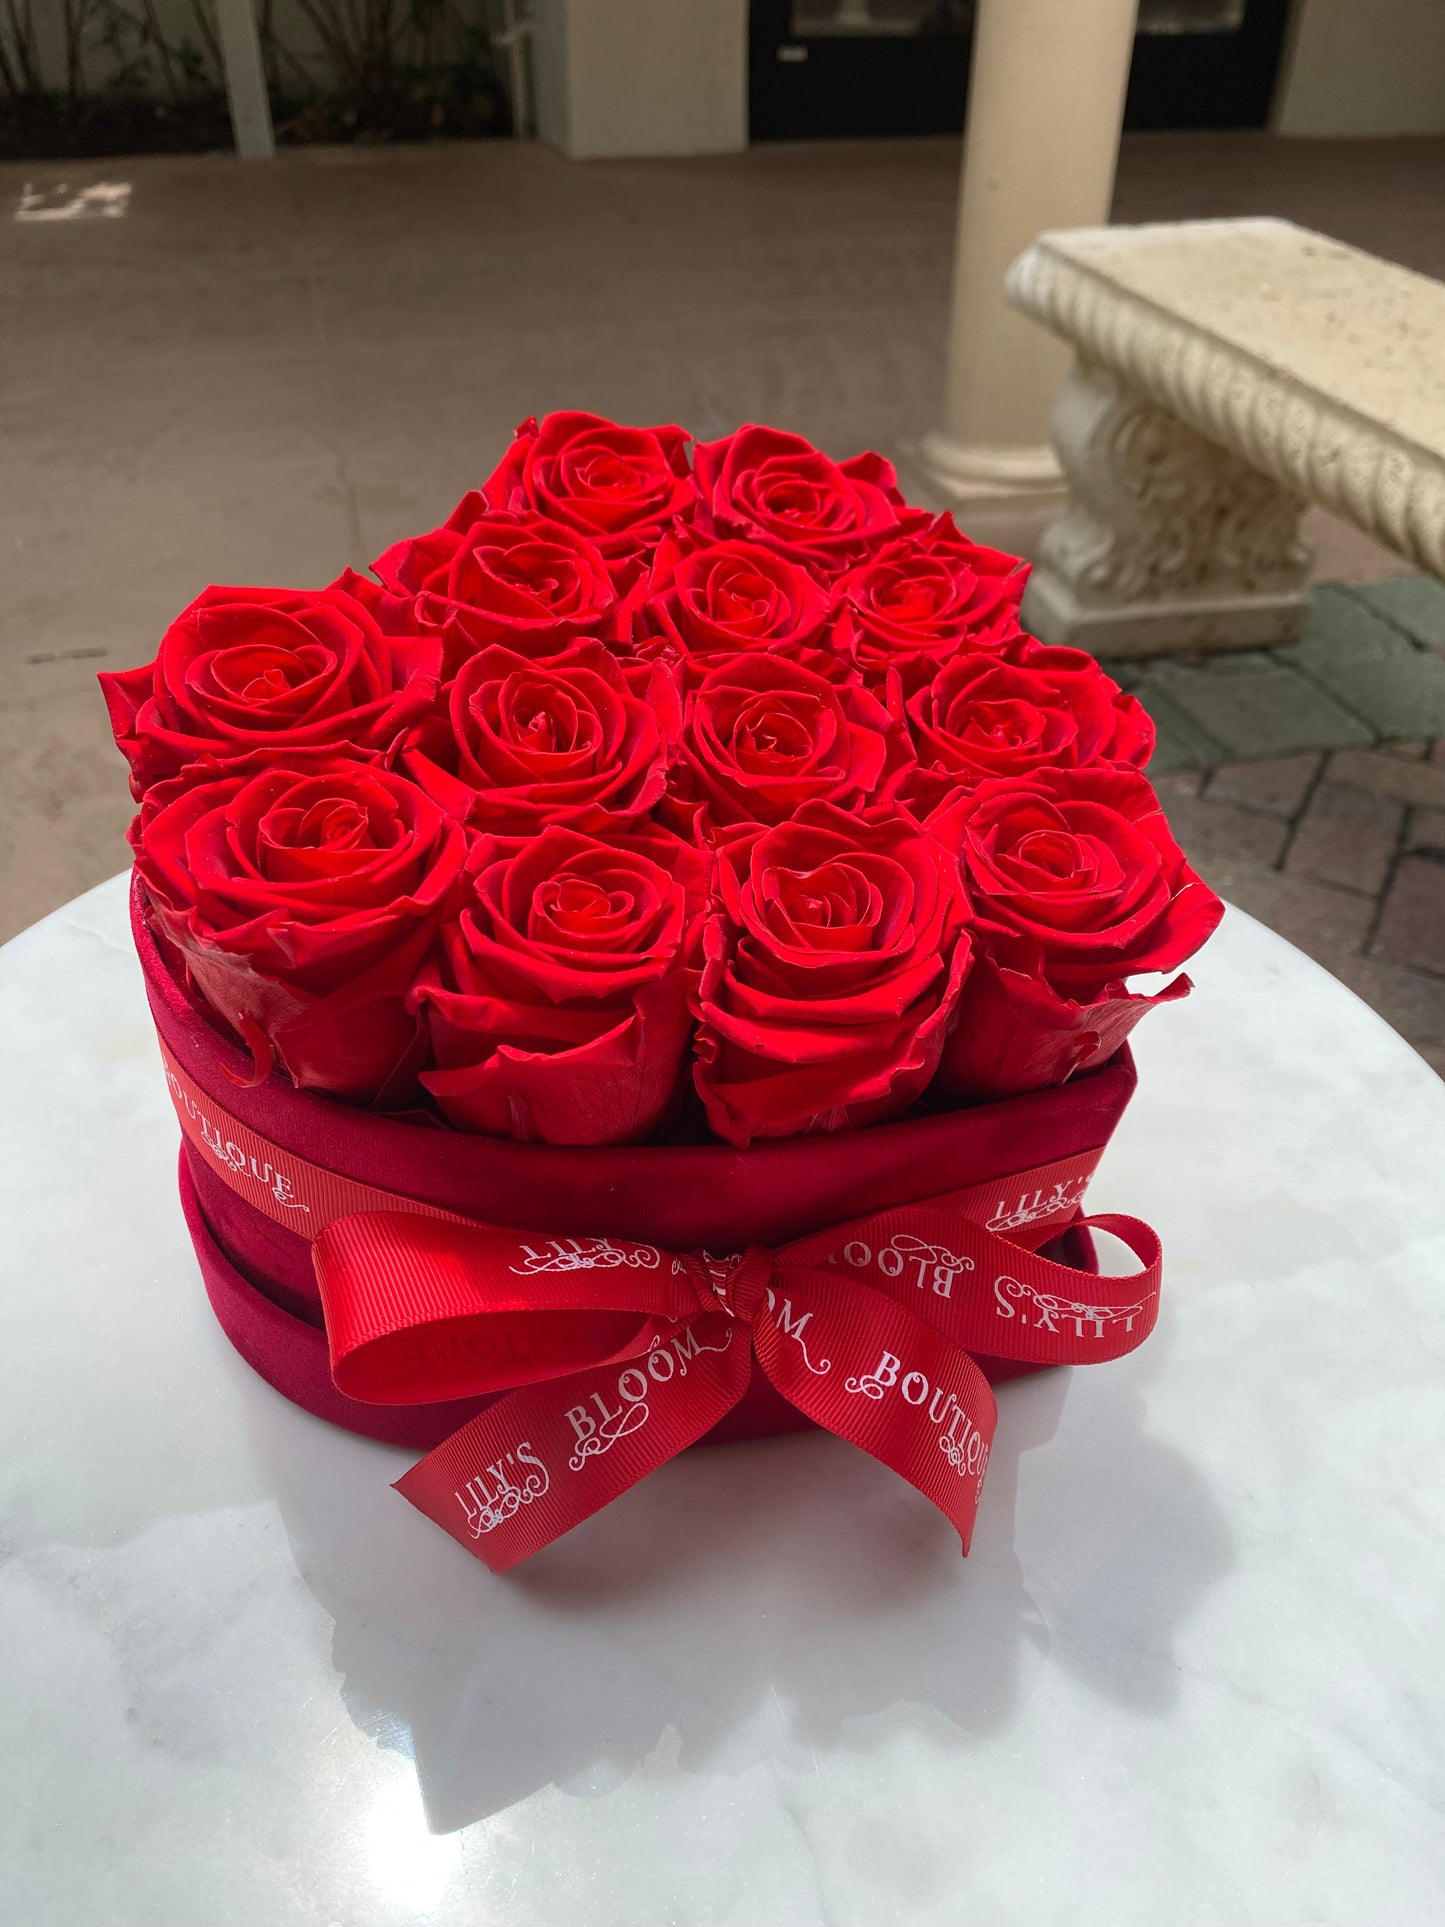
left=154, top=1035, right=1161, bottom=1575
left=315, top=1211, right=698, bottom=1407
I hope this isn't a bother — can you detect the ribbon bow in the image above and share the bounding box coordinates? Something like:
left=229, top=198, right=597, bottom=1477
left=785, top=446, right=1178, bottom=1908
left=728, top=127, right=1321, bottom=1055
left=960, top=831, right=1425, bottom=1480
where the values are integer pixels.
left=156, top=1038, right=1162, bottom=1573
left=314, top=1201, right=1162, bottom=1573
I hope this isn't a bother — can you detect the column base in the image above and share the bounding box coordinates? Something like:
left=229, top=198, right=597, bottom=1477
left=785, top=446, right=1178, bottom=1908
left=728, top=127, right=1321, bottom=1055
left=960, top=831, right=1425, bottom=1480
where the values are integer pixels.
left=900, top=432, right=1069, bottom=513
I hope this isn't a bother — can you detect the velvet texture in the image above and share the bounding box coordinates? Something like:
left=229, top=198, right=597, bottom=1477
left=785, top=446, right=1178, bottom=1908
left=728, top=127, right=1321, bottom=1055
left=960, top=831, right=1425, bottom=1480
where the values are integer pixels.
left=140, top=877, right=1131, bottom=1451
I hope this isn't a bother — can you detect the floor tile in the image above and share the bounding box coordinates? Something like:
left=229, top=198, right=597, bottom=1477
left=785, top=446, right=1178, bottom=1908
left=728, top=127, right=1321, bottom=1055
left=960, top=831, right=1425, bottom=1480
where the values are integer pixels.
left=1347, top=575, right=1445, bottom=646
left=1405, top=808, right=1445, bottom=854
left=1187, top=859, right=1375, bottom=960
left=0, top=691, right=134, bottom=945
left=1284, top=782, right=1403, bottom=896
left=1154, top=789, right=1290, bottom=876
left=1137, top=684, right=1226, bottom=774
left=1275, top=587, right=1445, bottom=737
left=0, top=454, right=357, bottom=699
left=1372, top=857, right=1445, bottom=977
left=1205, top=754, right=1321, bottom=818
left=1325, top=749, right=1445, bottom=811
left=1141, top=659, right=1373, bottom=761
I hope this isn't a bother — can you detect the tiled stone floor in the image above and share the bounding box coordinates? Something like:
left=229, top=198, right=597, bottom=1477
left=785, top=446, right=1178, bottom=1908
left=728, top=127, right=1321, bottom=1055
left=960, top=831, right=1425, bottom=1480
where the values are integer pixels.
left=1, top=132, right=1442, bottom=1074
left=1112, top=578, right=1445, bottom=1077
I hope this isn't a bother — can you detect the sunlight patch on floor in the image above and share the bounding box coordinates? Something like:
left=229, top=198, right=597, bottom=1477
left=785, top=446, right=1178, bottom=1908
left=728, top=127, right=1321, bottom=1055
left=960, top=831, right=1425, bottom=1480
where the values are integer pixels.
left=16, top=181, right=132, bottom=223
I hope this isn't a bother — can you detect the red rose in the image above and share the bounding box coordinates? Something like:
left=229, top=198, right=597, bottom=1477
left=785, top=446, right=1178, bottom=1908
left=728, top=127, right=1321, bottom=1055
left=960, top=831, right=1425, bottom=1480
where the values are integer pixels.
left=400, top=640, right=672, bottom=833
left=837, top=516, right=1027, bottom=695
left=661, top=652, right=902, bottom=835
left=481, top=412, right=696, bottom=577
left=930, top=766, right=1222, bottom=995
left=372, top=501, right=623, bottom=674
left=891, top=650, right=1154, bottom=816
left=132, top=756, right=467, bottom=1104
left=937, top=943, right=1194, bottom=1101
left=412, top=825, right=707, bottom=1144
left=99, top=583, right=441, bottom=799
left=691, top=425, right=924, bottom=576
left=1013, top=641, right=1155, bottom=766
left=633, top=534, right=837, bottom=670
left=693, top=802, right=973, bottom=1145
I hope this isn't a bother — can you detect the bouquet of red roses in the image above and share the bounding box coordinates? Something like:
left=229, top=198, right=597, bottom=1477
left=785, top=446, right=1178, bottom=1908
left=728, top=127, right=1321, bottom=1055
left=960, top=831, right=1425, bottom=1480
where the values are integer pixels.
left=103, top=415, right=1224, bottom=1572
left=103, top=412, right=1221, bottom=1150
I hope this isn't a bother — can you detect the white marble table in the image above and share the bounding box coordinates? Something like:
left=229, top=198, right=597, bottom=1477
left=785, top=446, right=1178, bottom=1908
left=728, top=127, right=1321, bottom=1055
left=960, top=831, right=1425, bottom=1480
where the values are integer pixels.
left=3, top=875, right=1444, bottom=1926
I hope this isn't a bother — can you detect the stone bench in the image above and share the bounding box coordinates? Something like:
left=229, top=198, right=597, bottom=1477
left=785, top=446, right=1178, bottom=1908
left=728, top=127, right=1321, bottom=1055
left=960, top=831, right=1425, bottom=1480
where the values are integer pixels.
left=1005, top=217, right=1445, bottom=656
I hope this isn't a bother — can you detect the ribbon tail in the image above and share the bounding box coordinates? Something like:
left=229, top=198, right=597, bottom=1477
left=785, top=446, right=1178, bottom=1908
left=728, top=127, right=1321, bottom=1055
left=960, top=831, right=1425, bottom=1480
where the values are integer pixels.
left=778, top=1205, right=1164, bottom=1371
left=960, top=1210, right=1163, bottom=1367
left=394, top=1311, right=750, bottom=1572
left=751, top=1273, right=998, bottom=1556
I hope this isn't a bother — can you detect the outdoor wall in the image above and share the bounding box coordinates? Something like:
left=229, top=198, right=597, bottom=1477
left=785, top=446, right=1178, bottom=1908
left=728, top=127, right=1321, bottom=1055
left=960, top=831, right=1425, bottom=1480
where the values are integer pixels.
left=1275, top=0, right=1445, bottom=137
left=531, top=0, right=748, bottom=159
left=10, top=0, right=516, bottom=153
left=25, top=0, right=333, bottom=95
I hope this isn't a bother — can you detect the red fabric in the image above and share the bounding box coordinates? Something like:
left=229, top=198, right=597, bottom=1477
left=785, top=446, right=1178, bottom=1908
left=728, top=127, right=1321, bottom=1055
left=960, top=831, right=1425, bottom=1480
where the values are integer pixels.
left=319, top=1202, right=1158, bottom=1571
left=180, top=1139, right=1102, bottom=1450
left=170, top=1044, right=1155, bottom=1573
left=141, top=874, right=1133, bottom=1449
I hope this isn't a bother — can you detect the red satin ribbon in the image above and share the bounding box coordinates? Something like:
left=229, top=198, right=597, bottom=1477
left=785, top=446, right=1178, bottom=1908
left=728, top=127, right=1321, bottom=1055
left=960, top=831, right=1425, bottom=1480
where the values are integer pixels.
left=158, top=1040, right=1162, bottom=1573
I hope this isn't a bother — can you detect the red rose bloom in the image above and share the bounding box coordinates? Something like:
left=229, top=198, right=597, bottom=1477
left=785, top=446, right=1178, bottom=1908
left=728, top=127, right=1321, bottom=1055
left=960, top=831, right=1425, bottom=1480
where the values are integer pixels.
left=838, top=516, right=1027, bottom=695
left=634, top=534, right=836, bottom=667
left=1013, top=641, right=1156, bottom=767
left=693, top=802, right=973, bottom=1145
left=400, top=640, right=671, bottom=833
left=661, top=652, right=902, bottom=835
left=372, top=501, right=622, bottom=674
left=104, top=411, right=1224, bottom=1140
left=481, top=411, right=696, bottom=578
left=412, top=825, right=707, bottom=1145
left=100, top=583, right=442, bottom=799
left=892, top=651, right=1153, bottom=816
left=132, top=756, right=467, bottom=1104
left=930, top=765, right=1222, bottom=995
left=937, top=944, right=1194, bottom=1102
left=927, top=765, right=1219, bottom=1101
left=691, top=425, right=924, bottom=577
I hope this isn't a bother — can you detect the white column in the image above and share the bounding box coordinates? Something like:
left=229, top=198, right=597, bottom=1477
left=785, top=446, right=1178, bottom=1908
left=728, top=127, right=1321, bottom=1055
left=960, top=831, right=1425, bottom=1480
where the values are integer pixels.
left=914, top=0, right=1139, bottom=508
left=216, top=0, right=275, bottom=161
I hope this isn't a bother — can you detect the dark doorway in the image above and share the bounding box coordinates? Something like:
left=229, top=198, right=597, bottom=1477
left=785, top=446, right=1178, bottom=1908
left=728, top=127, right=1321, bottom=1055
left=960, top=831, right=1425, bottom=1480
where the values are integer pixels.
left=749, top=1, right=1294, bottom=142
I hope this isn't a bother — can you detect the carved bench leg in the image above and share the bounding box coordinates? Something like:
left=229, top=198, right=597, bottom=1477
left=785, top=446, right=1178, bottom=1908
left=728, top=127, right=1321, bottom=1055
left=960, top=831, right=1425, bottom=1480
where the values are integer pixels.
left=1022, top=359, right=1313, bottom=657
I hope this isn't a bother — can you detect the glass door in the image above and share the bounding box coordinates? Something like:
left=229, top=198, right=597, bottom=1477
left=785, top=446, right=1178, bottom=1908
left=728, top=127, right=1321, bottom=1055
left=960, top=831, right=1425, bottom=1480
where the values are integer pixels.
left=749, top=0, right=1293, bottom=141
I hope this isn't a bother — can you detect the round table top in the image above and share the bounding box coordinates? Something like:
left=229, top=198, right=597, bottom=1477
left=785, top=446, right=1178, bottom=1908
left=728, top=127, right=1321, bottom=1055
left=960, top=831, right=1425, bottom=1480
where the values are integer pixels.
left=3, top=874, right=1443, bottom=1927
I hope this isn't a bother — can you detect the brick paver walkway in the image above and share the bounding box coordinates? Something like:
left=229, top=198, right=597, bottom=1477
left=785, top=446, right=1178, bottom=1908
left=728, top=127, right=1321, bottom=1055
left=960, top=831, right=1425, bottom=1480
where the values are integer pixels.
left=1108, top=580, right=1445, bottom=1078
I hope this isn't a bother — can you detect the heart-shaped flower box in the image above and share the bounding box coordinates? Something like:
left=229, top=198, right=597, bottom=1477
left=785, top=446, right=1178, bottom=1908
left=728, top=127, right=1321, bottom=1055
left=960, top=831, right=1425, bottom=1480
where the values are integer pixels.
left=138, top=877, right=1135, bottom=1457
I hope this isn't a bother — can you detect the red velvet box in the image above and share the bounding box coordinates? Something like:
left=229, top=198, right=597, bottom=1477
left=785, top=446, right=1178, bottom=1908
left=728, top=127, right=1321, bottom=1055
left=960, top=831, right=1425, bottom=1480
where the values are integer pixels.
left=136, top=877, right=1136, bottom=1453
